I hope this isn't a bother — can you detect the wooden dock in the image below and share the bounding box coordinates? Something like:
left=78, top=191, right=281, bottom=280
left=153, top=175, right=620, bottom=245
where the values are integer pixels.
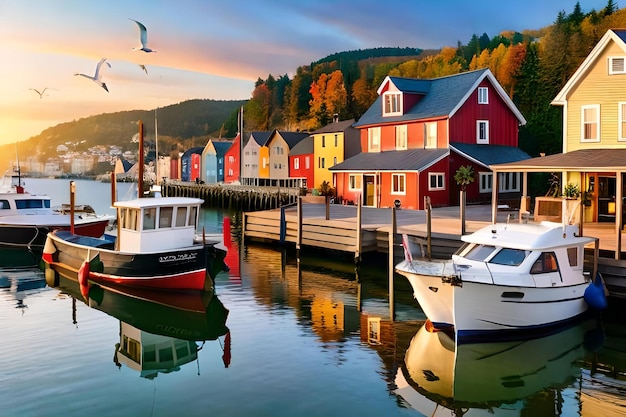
left=243, top=199, right=626, bottom=297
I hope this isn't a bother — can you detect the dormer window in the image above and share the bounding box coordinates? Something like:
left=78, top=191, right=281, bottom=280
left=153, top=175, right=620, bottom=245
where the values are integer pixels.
left=609, top=57, right=626, bottom=74
left=383, top=92, right=402, bottom=116
left=478, top=87, right=488, bottom=104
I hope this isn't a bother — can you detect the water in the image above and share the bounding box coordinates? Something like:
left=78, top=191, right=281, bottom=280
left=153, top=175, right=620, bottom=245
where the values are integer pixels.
left=1, top=179, right=625, bottom=416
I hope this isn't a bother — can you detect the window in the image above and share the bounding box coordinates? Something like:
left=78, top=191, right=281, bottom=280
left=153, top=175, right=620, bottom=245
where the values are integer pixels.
left=294, top=157, right=299, bottom=170
left=425, top=122, right=437, bottom=149
left=349, top=174, right=362, bottom=191
left=334, top=134, right=338, bottom=147
left=567, top=247, right=578, bottom=267
left=617, top=101, right=626, bottom=140
left=333, top=157, right=337, bottom=166
left=490, top=248, right=528, bottom=266
left=391, top=173, right=406, bottom=195
left=368, top=318, right=381, bottom=344
left=498, top=172, right=521, bottom=192
left=159, top=207, right=173, bottom=228
left=305, top=156, right=310, bottom=169
left=0, top=200, right=9, bottom=209
left=322, top=135, right=326, bottom=147
left=189, top=206, right=198, bottom=227
left=464, top=244, right=496, bottom=261
left=262, top=157, right=267, bottom=168
left=143, top=207, right=156, bottom=230
left=531, top=252, right=559, bottom=274
left=383, top=92, right=402, bottom=115
left=395, top=125, right=407, bottom=150
left=479, top=172, right=492, bottom=193
left=368, top=127, right=381, bottom=152
left=176, top=207, right=187, bottom=227
left=476, top=120, right=489, bottom=144
left=428, top=173, right=445, bottom=190
left=581, top=105, right=600, bottom=142
left=321, top=158, right=325, bottom=169
left=609, top=57, right=626, bottom=74
left=478, top=87, right=488, bottom=104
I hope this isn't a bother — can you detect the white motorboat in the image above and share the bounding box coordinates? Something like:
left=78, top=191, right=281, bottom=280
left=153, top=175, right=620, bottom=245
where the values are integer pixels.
left=395, top=221, right=605, bottom=341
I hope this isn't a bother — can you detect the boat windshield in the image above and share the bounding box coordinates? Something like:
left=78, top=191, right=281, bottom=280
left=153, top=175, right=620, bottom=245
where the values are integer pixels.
left=463, top=244, right=497, bottom=261
left=489, top=248, right=529, bottom=266
left=15, top=199, right=50, bottom=209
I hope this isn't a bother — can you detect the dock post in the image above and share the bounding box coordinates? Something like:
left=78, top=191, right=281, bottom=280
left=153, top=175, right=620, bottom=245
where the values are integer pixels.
left=297, top=196, right=302, bottom=252
left=389, top=207, right=396, bottom=321
left=325, top=195, right=330, bottom=220
left=425, top=196, right=432, bottom=260
left=355, top=196, right=362, bottom=263
left=279, top=206, right=286, bottom=244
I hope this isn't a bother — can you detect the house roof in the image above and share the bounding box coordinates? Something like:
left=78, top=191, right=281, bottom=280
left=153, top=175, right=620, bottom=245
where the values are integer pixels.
left=553, top=29, right=626, bottom=104
left=354, top=69, right=526, bottom=127
left=450, top=142, right=531, bottom=169
left=311, top=119, right=356, bottom=134
left=290, top=136, right=313, bottom=155
left=273, top=131, right=310, bottom=149
left=182, top=146, right=204, bottom=157
left=329, top=148, right=449, bottom=172
left=212, top=141, right=232, bottom=155
left=489, top=149, right=626, bottom=173
left=248, top=131, right=273, bottom=146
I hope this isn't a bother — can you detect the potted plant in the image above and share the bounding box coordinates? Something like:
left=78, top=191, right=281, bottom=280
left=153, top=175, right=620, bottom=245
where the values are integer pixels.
left=563, top=182, right=580, bottom=199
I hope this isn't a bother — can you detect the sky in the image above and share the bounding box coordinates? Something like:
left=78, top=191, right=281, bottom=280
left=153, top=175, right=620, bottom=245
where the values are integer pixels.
left=0, top=0, right=612, bottom=146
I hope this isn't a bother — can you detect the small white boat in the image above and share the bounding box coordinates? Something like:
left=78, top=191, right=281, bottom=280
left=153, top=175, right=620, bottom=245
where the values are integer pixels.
left=395, top=221, right=605, bottom=341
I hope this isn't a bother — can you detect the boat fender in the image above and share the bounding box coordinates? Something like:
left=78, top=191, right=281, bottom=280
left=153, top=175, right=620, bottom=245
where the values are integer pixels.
left=78, top=261, right=90, bottom=299
left=584, top=273, right=608, bottom=310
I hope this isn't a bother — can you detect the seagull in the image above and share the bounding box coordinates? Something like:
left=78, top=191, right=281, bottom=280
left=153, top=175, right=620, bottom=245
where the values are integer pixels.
left=74, top=57, right=111, bottom=92
left=139, top=64, right=148, bottom=74
left=130, top=18, right=156, bottom=53
left=30, top=88, right=51, bottom=98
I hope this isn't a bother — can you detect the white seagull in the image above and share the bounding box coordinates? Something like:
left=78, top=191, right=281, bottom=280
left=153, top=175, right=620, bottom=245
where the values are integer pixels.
left=74, top=57, right=111, bottom=92
left=130, top=18, right=156, bottom=53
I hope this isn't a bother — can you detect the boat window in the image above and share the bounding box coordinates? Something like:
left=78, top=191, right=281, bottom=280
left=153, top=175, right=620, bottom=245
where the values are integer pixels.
left=567, top=247, right=578, bottom=267
left=16, top=199, right=46, bottom=209
left=176, top=207, right=187, bottom=227
left=189, top=206, right=198, bottom=227
left=530, top=252, right=559, bottom=274
left=464, top=244, right=496, bottom=261
left=0, top=200, right=9, bottom=209
left=143, top=208, right=156, bottom=230
left=159, top=207, right=173, bottom=228
left=123, top=208, right=138, bottom=231
left=489, top=248, right=528, bottom=266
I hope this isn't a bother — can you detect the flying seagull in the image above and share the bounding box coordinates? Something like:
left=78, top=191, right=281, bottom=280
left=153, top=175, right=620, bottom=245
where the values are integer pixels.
left=130, top=18, right=156, bottom=53
left=30, top=88, right=51, bottom=98
left=74, top=57, right=111, bottom=92
left=139, top=64, right=148, bottom=74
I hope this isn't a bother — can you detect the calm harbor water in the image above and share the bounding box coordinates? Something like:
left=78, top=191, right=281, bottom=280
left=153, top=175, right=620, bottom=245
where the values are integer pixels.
left=1, top=179, right=625, bottom=416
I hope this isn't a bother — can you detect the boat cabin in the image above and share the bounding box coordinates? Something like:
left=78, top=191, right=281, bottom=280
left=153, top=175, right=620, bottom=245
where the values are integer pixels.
left=114, top=197, right=203, bottom=252
left=0, top=193, right=52, bottom=215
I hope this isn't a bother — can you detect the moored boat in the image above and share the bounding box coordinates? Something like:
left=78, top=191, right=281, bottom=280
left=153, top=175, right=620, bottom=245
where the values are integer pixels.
left=42, top=196, right=223, bottom=291
left=395, top=221, right=605, bottom=341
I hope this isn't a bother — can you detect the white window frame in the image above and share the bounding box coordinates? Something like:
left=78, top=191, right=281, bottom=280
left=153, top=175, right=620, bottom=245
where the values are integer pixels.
left=478, top=87, right=489, bottom=104
left=305, top=156, right=310, bottom=170
left=476, top=120, right=489, bottom=144
left=428, top=173, right=445, bottom=191
left=368, top=127, right=381, bottom=152
left=294, top=157, right=300, bottom=170
left=395, top=124, right=407, bottom=150
left=425, top=122, right=437, bottom=149
left=581, top=104, right=600, bottom=142
left=479, top=172, right=492, bottom=193
left=391, top=173, right=406, bottom=195
left=609, top=57, right=626, bottom=74
left=498, top=172, right=521, bottom=193
left=619, top=102, right=626, bottom=141
left=382, top=92, right=402, bottom=116
left=349, top=174, right=362, bottom=191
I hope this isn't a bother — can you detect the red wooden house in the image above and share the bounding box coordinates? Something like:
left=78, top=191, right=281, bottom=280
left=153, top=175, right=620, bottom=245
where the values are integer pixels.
left=289, top=135, right=314, bottom=190
left=330, top=68, right=530, bottom=209
left=224, top=133, right=241, bottom=184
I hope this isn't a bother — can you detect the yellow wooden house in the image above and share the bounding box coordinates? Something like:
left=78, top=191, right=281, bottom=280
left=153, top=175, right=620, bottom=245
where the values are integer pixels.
left=310, top=119, right=360, bottom=191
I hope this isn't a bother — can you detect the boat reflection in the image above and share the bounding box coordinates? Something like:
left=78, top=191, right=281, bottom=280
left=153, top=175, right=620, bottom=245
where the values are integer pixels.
left=394, top=320, right=603, bottom=416
left=0, top=266, right=47, bottom=311
left=53, top=276, right=230, bottom=378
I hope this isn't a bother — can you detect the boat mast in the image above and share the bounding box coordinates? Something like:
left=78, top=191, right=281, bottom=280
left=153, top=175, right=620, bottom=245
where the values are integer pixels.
left=155, top=108, right=159, bottom=185
left=138, top=120, right=144, bottom=198
left=239, top=105, right=244, bottom=185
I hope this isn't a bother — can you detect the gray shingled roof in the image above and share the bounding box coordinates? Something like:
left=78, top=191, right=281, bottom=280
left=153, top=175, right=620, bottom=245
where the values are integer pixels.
left=290, top=136, right=313, bottom=155
left=248, top=131, right=272, bottom=146
left=311, top=119, right=355, bottom=134
left=354, top=69, right=489, bottom=127
left=277, top=131, right=310, bottom=149
left=212, top=141, right=232, bottom=156
left=329, top=148, right=449, bottom=172
left=614, top=29, right=626, bottom=43
left=450, top=142, right=531, bottom=168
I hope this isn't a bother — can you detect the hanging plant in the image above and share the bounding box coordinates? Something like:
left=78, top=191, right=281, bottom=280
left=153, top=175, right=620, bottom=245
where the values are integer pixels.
left=454, top=165, right=475, bottom=191
left=563, top=182, right=580, bottom=199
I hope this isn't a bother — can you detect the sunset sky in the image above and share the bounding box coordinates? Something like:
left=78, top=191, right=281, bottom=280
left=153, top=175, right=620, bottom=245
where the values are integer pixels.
left=0, top=0, right=610, bottom=145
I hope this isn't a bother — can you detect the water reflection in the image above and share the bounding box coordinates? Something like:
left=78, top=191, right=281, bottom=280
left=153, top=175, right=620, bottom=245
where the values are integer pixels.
left=393, top=319, right=626, bottom=416
left=0, top=266, right=46, bottom=311
left=53, top=276, right=230, bottom=378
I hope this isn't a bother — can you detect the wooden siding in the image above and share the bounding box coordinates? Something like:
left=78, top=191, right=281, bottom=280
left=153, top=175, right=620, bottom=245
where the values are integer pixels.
left=224, top=135, right=240, bottom=183
left=449, top=80, right=519, bottom=146
left=242, top=140, right=261, bottom=179
left=267, top=135, right=289, bottom=180
left=314, top=132, right=344, bottom=189
left=565, top=42, right=626, bottom=152
left=419, top=158, right=450, bottom=208
left=289, top=154, right=314, bottom=190
left=259, top=146, right=270, bottom=179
